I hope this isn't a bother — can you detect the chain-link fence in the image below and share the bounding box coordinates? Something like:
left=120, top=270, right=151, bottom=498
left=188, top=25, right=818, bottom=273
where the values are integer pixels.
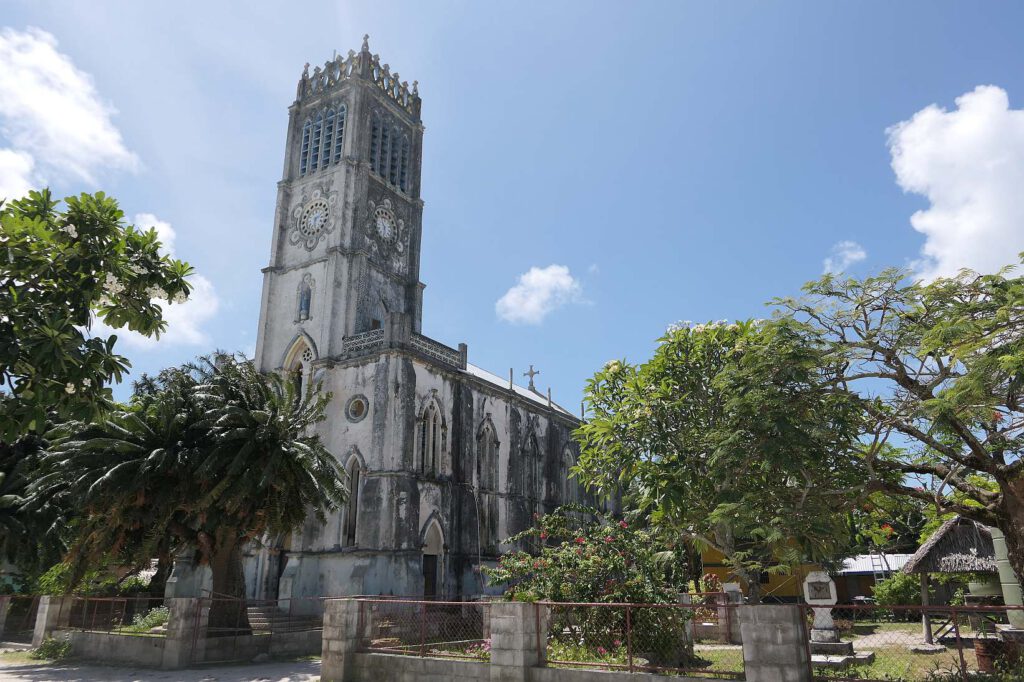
left=539, top=601, right=744, bottom=678
left=356, top=598, right=491, bottom=660
left=804, top=604, right=1024, bottom=681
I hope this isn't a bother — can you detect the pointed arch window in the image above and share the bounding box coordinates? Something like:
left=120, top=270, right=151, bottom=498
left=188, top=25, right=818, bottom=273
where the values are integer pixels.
left=370, top=112, right=382, bottom=174
left=300, top=119, right=312, bottom=176
left=419, top=400, right=444, bottom=476
left=310, top=113, right=323, bottom=170
left=478, top=421, right=498, bottom=491
left=322, top=109, right=335, bottom=170
left=523, top=435, right=540, bottom=498
left=478, top=492, right=498, bottom=556
left=560, top=446, right=576, bottom=504
left=343, top=456, right=360, bottom=547
left=333, top=105, right=347, bottom=164
left=399, top=137, right=410, bottom=192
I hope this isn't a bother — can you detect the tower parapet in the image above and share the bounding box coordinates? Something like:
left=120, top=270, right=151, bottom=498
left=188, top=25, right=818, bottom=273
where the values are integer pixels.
left=296, top=35, right=421, bottom=119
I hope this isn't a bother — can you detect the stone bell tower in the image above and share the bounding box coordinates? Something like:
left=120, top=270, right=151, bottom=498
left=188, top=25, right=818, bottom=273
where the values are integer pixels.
left=254, top=35, right=425, bottom=373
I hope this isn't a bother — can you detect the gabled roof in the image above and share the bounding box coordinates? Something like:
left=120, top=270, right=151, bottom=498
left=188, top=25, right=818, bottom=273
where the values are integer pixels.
left=902, top=515, right=997, bottom=575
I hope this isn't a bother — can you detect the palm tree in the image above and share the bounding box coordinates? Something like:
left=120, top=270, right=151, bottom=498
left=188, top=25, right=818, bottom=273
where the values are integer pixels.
left=35, top=354, right=346, bottom=632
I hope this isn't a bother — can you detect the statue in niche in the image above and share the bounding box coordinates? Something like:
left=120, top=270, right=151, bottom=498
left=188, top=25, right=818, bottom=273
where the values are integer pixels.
left=298, top=274, right=313, bottom=321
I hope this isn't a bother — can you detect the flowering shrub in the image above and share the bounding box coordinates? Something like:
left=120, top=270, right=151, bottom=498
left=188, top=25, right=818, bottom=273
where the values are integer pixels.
left=484, top=507, right=692, bottom=663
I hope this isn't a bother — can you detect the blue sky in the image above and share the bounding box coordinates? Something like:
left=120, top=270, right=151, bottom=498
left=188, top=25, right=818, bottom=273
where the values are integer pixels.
left=2, top=1, right=1024, bottom=408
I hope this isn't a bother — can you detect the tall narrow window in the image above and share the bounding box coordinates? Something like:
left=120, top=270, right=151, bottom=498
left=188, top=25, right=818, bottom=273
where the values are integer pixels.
left=420, top=401, right=443, bottom=476
left=388, top=128, right=401, bottom=185
left=370, top=112, right=382, bottom=174
left=523, top=436, right=539, bottom=499
left=399, top=137, right=410, bottom=192
left=300, top=119, right=312, bottom=175
left=344, top=457, right=360, bottom=546
left=478, top=422, right=498, bottom=490
left=310, top=113, right=323, bottom=170
left=333, top=105, right=347, bottom=164
left=379, top=125, right=392, bottom=180
left=322, top=109, right=335, bottom=170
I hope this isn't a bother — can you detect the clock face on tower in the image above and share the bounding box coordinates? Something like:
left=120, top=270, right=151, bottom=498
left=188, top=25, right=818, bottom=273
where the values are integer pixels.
left=365, top=198, right=408, bottom=275
left=374, top=206, right=396, bottom=242
left=289, top=185, right=338, bottom=251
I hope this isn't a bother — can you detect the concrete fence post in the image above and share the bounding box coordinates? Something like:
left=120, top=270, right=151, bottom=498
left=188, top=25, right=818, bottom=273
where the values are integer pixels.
left=161, top=597, right=207, bottom=669
left=321, top=598, right=361, bottom=682
left=31, top=595, right=72, bottom=647
left=489, top=601, right=545, bottom=682
left=739, top=605, right=812, bottom=682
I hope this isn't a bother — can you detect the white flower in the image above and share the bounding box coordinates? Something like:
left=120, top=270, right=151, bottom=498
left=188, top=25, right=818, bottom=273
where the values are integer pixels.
left=604, top=360, right=622, bottom=373
left=62, top=224, right=78, bottom=238
left=81, top=378, right=91, bottom=388
left=126, top=263, right=145, bottom=275
left=103, top=273, right=124, bottom=296
left=145, top=285, right=168, bottom=301
left=171, top=290, right=188, bottom=304
left=727, top=323, right=740, bottom=331
left=64, top=382, right=76, bottom=395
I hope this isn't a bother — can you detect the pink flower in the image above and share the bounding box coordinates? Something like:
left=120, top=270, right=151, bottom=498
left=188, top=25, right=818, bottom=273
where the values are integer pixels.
left=575, top=537, right=586, bottom=544
left=613, top=639, right=622, bottom=647
left=619, top=520, right=628, bottom=529
left=597, top=647, right=608, bottom=656
left=540, top=532, right=548, bottom=540
left=604, top=535, right=614, bottom=543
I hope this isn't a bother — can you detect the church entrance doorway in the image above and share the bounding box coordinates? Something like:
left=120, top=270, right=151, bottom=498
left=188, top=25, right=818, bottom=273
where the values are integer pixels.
left=422, top=520, right=444, bottom=598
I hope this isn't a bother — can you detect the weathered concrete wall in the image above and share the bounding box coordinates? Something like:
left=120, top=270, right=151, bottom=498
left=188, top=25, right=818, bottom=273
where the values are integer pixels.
left=738, top=605, right=811, bottom=682
left=31, top=596, right=71, bottom=647
left=354, top=652, right=489, bottom=681
left=62, top=630, right=165, bottom=668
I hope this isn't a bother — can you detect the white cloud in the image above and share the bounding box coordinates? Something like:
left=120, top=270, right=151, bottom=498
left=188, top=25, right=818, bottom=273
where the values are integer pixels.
left=887, top=85, right=1024, bottom=279
left=0, top=148, right=33, bottom=201
left=0, top=27, right=138, bottom=196
left=495, top=264, right=583, bottom=325
left=823, top=240, right=867, bottom=274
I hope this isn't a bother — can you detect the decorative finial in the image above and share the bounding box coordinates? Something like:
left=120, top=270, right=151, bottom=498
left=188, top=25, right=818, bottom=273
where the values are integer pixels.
left=362, top=34, right=370, bottom=51
left=302, top=62, right=310, bottom=79
left=524, top=365, right=540, bottom=392
left=412, top=80, right=419, bottom=95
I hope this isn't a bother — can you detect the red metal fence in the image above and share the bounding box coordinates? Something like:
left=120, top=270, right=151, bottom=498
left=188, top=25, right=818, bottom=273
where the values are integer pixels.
left=802, top=603, right=1024, bottom=681
left=63, top=595, right=167, bottom=636
left=356, top=598, right=491, bottom=660
left=537, top=600, right=744, bottom=678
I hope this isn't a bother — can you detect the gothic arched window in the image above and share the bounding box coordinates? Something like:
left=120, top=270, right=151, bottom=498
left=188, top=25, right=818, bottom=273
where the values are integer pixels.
left=419, top=400, right=444, bottom=476
left=370, top=112, right=382, bottom=175
left=343, top=456, right=360, bottom=547
left=388, top=128, right=401, bottom=186
left=478, top=492, right=498, bottom=556
left=561, top=445, right=575, bottom=504
left=477, top=421, right=498, bottom=490
left=523, top=435, right=539, bottom=499
left=300, top=119, right=312, bottom=176
left=333, top=105, right=347, bottom=164
left=379, top=125, right=392, bottom=181
left=310, top=112, right=323, bottom=170
left=322, top=109, right=335, bottom=171
left=399, top=137, right=410, bottom=192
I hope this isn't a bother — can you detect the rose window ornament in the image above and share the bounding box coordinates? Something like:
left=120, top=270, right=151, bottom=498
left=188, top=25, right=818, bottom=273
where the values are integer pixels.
left=289, top=185, right=338, bottom=251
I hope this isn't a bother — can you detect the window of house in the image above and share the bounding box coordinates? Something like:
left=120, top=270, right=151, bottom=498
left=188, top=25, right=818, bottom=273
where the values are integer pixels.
left=333, top=105, right=346, bottom=164
left=399, top=137, right=410, bottom=192
left=300, top=119, right=312, bottom=175
left=310, top=112, right=323, bottom=170
left=322, top=109, right=335, bottom=170
left=344, top=457, right=360, bottom=546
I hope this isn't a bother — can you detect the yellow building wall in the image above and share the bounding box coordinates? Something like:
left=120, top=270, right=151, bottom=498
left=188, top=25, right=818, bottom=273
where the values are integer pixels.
left=700, top=548, right=819, bottom=602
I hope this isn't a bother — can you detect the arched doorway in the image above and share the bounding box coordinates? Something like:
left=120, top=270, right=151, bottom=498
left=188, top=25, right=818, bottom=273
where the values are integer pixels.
left=422, top=520, right=444, bottom=598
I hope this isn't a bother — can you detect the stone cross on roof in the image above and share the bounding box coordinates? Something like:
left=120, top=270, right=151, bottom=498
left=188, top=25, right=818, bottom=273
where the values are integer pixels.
left=524, top=365, right=540, bottom=391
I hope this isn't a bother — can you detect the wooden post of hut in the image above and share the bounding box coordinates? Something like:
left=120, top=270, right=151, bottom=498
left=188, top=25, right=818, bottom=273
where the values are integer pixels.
left=902, top=516, right=997, bottom=644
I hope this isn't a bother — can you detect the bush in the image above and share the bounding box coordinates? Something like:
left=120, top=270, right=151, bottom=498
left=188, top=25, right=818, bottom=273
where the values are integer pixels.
left=122, top=606, right=169, bottom=633
left=29, top=637, right=70, bottom=660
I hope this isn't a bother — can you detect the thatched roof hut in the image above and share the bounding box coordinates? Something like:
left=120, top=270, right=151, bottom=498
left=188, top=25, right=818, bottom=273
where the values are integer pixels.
left=902, top=515, right=997, bottom=575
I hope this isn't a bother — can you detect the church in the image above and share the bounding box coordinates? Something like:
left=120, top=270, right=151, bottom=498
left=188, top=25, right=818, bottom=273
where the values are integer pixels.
left=245, top=37, right=585, bottom=601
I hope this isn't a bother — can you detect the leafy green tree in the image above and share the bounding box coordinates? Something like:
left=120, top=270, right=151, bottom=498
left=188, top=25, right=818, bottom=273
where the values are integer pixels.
left=34, top=354, right=347, bottom=630
left=778, top=261, right=1024, bottom=587
left=575, top=319, right=864, bottom=602
left=0, top=189, right=192, bottom=439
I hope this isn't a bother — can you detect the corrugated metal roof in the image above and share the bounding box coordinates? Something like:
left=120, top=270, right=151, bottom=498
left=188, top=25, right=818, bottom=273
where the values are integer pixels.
left=465, top=363, right=577, bottom=419
left=838, top=554, right=914, bottom=575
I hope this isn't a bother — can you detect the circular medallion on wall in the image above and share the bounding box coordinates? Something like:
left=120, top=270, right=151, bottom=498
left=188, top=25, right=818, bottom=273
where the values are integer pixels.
left=345, top=394, right=369, bottom=422
left=289, top=183, right=338, bottom=251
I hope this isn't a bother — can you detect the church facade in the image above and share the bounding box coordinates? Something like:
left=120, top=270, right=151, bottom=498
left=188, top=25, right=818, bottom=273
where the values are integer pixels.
left=246, top=37, right=584, bottom=601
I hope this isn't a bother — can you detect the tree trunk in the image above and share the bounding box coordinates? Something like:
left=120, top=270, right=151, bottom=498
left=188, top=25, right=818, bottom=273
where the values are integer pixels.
left=148, top=545, right=172, bottom=599
left=205, top=532, right=251, bottom=634
left=998, top=479, right=1024, bottom=593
